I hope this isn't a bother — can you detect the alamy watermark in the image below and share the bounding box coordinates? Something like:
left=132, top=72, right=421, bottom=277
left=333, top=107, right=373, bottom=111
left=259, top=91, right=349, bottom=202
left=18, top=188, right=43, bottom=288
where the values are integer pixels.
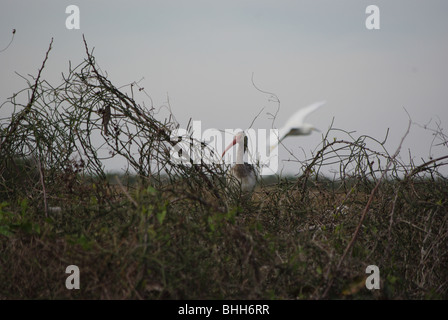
left=365, top=265, right=380, bottom=290
left=65, top=5, right=381, bottom=31
left=366, top=5, right=380, bottom=30
left=65, top=265, right=80, bottom=290
left=65, top=5, right=80, bottom=30
left=170, top=121, right=279, bottom=175
left=65, top=5, right=380, bottom=30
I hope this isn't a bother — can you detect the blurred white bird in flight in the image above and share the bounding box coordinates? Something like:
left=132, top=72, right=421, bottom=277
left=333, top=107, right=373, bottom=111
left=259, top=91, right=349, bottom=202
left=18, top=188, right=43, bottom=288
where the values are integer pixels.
left=270, top=100, right=326, bottom=151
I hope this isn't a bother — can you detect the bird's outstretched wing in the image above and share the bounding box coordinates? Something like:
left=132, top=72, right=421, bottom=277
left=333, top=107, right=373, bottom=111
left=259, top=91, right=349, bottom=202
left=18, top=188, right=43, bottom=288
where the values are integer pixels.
left=281, top=100, right=326, bottom=136
left=270, top=100, right=326, bottom=150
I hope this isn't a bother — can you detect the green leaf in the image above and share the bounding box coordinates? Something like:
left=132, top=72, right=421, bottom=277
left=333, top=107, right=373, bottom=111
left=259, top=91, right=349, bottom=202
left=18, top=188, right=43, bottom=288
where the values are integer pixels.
left=146, top=186, right=157, bottom=195
left=0, top=225, right=13, bottom=237
left=157, top=208, right=167, bottom=225
left=20, top=198, right=28, bottom=215
left=316, top=266, right=322, bottom=275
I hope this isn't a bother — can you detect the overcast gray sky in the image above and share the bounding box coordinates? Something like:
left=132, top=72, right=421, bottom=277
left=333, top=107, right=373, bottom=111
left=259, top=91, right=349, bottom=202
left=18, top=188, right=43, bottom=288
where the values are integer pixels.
left=1, top=0, right=448, bottom=176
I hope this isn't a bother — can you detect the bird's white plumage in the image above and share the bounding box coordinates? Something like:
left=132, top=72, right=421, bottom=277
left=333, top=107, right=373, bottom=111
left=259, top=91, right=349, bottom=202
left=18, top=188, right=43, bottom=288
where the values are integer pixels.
left=270, top=100, right=326, bottom=151
left=222, top=131, right=256, bottom=193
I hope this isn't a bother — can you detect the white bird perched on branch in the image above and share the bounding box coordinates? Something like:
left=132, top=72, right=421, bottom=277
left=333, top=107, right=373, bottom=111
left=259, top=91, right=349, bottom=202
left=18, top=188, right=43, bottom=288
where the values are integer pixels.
left=270, top=100, right=326, bottom=151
